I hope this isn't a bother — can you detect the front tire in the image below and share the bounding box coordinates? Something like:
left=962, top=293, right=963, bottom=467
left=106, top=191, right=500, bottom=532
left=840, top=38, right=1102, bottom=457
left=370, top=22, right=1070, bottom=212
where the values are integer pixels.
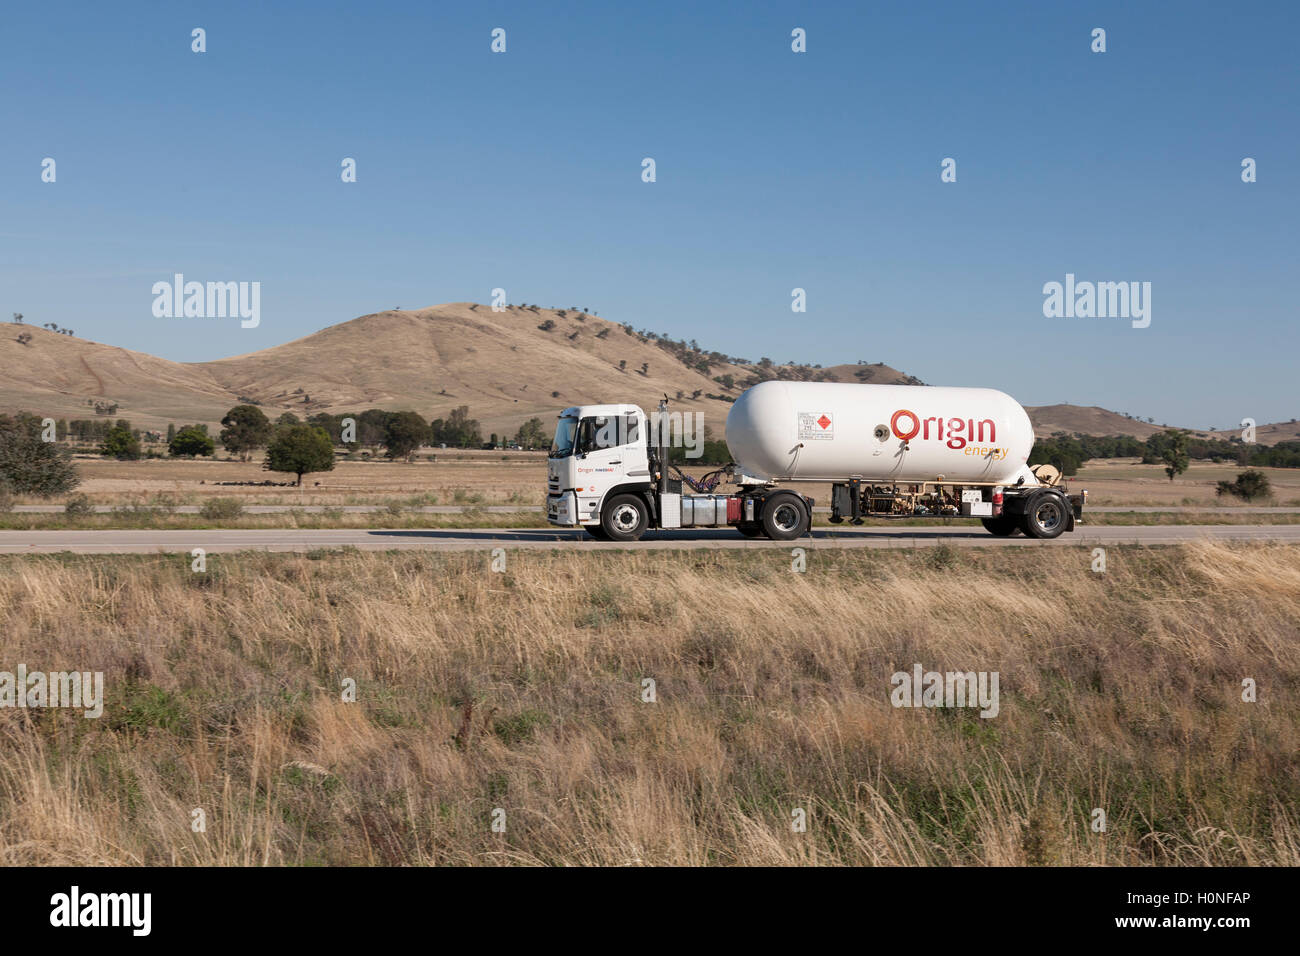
left=981, top=516, right=1020, bottom=537
left=584, top=525, right=609, bottom=541
left=761, top=494, right=810, bottom=541
left=601, top=494, right=648, bottom=542
left=1019, top=493, right=1068, bottom=539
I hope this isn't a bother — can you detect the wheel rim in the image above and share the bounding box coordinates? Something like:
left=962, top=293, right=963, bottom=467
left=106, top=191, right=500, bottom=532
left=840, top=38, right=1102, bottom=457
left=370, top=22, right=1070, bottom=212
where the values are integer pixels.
left=611, top=504, right=640, bottom=532
left=1034, top=501, right=1062, bottom=531
left=772, top=503, right=800, bottom=533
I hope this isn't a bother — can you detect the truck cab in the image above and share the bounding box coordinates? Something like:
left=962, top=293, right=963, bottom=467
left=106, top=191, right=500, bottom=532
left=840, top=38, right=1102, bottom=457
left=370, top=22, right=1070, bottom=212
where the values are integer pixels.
left=547, top=404, right=652, bottom=532
left=546, top=401, right=814, bottom=542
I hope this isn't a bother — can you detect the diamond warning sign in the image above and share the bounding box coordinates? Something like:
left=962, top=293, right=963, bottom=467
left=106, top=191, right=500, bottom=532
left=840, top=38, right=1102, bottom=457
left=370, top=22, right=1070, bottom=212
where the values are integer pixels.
left=798, top=412, right=834, bottom=440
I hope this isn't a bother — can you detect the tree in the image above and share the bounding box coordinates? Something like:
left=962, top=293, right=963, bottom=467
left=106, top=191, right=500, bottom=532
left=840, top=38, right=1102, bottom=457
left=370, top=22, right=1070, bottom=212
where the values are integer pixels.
left=220, top=404, right=272, bottom=460
left=1217, top=470, right=1271, bottom=501
left=357, top=408, right=391, bottom=446
left=100, top=421, right=140, bottom=460
left=1161, top=430, right=1190, bottom=481
left=265, top=425, right=335, bottom=485
left=430, top=406, right=482, bottom=448
left=0, top=413, right=80, bottom=496
left=275, top=412, right=301, bottom=427
left=514, top=417, right=548, bottom=450
left=169, top=426, right=215, bottom=458
left=383, top=411, right=432, bottom=458
left=166, top=423, right=176, bottom=443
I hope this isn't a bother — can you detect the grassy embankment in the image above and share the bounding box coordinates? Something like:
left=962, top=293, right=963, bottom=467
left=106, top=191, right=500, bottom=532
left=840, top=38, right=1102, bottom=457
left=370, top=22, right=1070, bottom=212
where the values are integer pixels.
left=1, top=541, right=1296, bottom=865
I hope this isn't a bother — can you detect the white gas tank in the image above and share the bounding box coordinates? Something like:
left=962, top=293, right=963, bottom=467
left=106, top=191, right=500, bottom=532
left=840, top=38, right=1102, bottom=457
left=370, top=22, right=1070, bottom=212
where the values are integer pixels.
left=725, top=380, right=1036, bottom=484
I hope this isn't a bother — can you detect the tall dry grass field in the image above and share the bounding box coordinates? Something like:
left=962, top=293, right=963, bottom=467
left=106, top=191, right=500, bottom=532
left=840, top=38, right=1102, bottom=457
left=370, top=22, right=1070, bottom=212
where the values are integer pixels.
left=1, top=542, right=1297, bottom=865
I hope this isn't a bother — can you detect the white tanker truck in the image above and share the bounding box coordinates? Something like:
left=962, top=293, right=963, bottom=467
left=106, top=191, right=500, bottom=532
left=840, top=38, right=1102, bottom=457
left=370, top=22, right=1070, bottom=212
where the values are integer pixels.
left=545, top=380, right=1085, bottom=542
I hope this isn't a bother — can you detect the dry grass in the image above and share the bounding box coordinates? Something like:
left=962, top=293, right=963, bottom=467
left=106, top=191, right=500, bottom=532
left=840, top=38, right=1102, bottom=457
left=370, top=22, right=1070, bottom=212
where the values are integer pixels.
left=30, top=457, right=1300, bottom=514
left=1072, top=459, right=1300, bottom=507
left=1, top=542, right=1297, bottom=866
left=43, top=454, right=548, bottom=507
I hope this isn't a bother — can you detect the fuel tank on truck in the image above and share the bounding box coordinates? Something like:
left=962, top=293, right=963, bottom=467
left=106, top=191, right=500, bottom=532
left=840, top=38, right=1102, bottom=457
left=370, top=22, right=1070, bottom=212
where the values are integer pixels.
left=724, top=380, right=1037, bottom=485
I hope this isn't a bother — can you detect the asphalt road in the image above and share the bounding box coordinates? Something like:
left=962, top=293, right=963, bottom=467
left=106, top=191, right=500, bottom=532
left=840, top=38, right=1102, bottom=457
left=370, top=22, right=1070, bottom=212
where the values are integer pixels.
left=3, top=524, right=1299, bottom=554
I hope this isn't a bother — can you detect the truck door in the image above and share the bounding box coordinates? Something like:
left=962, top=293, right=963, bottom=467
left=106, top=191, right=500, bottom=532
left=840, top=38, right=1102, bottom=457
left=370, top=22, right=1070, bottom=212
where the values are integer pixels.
left=575, top=412, right=647, bottom=503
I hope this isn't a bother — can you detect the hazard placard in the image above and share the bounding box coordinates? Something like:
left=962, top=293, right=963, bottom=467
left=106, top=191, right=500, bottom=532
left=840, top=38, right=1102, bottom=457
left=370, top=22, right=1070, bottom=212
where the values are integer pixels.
left=798, top=412, right=834, bottom=440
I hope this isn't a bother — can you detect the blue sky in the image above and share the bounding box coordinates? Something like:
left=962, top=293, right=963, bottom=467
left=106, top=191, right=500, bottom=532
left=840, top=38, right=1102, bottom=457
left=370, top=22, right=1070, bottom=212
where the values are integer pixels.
left=2, top=0, right=1296, bottom=429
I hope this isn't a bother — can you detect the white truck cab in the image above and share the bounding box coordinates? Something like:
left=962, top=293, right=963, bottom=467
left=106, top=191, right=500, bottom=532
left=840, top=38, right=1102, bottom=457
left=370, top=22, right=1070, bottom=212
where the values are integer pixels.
left=546, top=400, right=813, bottom=542
left=547, top=405, right=652, bottom=532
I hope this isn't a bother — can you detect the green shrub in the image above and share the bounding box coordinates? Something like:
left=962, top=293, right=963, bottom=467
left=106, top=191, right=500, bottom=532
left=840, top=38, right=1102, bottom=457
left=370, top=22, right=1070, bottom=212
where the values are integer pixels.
left=1216, top=470, right=1272, bottom=502
left=199, top=497, right=244, bottom=519
left=64, top=493, right=95, bottom=517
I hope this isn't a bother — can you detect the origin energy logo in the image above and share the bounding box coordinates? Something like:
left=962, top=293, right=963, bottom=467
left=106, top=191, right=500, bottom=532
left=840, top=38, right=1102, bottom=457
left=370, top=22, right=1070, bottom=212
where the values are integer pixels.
left=890, top=409, right=997, bottom=450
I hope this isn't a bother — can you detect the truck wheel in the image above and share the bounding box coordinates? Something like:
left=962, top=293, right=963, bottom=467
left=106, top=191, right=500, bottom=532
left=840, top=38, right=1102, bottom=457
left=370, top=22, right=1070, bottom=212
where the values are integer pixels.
left=584, top=525, right=609, bottom=541
left=981, top=516, right=1020, bottom=537
left=1019, top=493, right=1068, bottom=539
left=736, top=523, right=763, bottom=537
left=601, top=494, right=648, bottom=542
left=761, top=494, right=809, bottom=541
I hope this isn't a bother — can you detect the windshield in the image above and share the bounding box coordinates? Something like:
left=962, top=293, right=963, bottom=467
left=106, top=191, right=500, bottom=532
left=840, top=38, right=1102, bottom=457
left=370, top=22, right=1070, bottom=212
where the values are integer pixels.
left=549, top=416, right=578, bottom=458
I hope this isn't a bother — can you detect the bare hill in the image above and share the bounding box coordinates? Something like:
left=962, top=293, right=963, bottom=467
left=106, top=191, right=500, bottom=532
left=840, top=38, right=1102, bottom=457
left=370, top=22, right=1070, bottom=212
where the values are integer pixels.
left=1025, top=404, right=1166, bottom=440
left=197, top=303, right=749, bottom=437
left=0, top=325, right=240, bottom=428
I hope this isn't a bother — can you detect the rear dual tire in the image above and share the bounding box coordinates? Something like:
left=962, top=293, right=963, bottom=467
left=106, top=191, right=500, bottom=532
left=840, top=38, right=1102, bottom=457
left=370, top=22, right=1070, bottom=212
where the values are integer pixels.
left=760, top=494, right=810, bottom=541
left=982, top=494, right=1069, bottom=539
left=981, top=516, right=1020, bottom=537
left=1020, top=493, right=1069, bottom=539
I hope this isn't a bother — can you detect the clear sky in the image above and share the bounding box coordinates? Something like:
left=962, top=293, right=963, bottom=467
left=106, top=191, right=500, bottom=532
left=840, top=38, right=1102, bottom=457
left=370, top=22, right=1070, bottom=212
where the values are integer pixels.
left=2, top=0, right=1296, bottom=429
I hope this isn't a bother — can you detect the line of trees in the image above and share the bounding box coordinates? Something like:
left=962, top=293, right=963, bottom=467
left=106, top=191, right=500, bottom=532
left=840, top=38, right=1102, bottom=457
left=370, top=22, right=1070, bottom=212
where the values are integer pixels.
left=1030, top=431, right=1300, bottom=476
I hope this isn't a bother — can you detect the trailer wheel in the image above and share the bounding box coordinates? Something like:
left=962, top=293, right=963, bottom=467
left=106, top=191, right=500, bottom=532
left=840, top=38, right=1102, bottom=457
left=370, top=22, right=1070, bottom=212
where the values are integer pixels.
left=601, top=494, right=648, bottom=542
left=980, top=516, right=1020, bottom=537
left=584, top=525, right=609, bottom=541
left=761, top=494, right=809, bottom=541
left=736, top=523, right=763, bottom=537
left=1019, top=493, right=1068, bottom=539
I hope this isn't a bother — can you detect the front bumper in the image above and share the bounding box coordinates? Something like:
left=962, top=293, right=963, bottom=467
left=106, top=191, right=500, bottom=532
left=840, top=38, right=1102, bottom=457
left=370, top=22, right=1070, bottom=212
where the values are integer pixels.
left=547, top=492, right=578, bottom=526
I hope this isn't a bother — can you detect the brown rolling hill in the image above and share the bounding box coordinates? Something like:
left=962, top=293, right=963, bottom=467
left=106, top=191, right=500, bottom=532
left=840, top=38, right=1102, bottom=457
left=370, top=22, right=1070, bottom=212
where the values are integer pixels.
left=2, top=304, right=1293, bottom=443
left=1024, top=404, right=1167, bottom=440
left=0, top=324, right=238, bottom=428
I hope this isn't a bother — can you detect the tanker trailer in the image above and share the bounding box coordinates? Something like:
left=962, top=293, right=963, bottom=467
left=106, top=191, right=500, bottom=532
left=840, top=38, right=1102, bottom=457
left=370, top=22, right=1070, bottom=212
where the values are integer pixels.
left=725, top=381, right=1082, bottom=537
left=544, top=382, right=1083, bottom=542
